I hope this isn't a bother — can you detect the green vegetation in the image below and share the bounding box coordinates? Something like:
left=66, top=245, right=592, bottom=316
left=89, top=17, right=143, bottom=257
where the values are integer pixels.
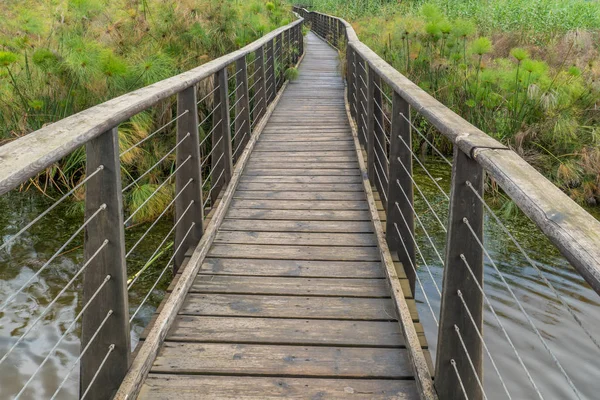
left=301, top=0, right=600, bottom=206
left=0, top=0, right=292, bottom=220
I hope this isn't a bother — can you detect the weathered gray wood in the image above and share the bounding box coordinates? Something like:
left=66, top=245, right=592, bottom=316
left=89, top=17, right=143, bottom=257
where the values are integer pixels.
left=180, top=293, right=400, bottom=319
left=81, top=128, right=130, bottom=400
left=240, top=175, right=361, bottom=183
left=254, top=46, right=267, bottom=123
left=220, top=219, right=374, bottom=232
left=226, top=208, right=371, bottom=221
left=244, top=168, right=360, bottom=175
left=435, top=147, right=484, bottom=400
left=189, top=275, right=387, bottom=297
left=215, top=231, right=377, bottom=246
left=167, top=316, right=403, bottom=346
left=275, top=33, right=283, bottom=90
left=230, top=199, right=368, bottom=210
left=232, top=190, right=366, bottom=201
left=114, top=59, right=294, bottom=400
left=0, top=19, right=304, bottom=196
left=152, top=343, right=414, bottom=378
left=387, top=91, right=416, bottom=292
left=245, top=161, right=359, bottom=169
left=265, top=39, right=275, bottom=104
left=236, top=182, right=364, bottom=192
left=210, top=68, right=233, bottom=203
left=198, top=257, right=383, bottom=277
left=234, top=56, right=251, bottom=161
left=140, top=375, right=419, bottom=400
left=174, top=86, right=204, bottom=272
left=372, top=73, right=387, bottom=201
left=207, top=244, right=381, bottom=262
left=366, top=64, right=376, bottom=180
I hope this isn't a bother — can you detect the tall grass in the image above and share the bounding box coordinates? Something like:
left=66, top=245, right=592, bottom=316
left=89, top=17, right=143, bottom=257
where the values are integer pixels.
left=0, top=0, right=291, bottom=219
left=299, top=0, right=600, bottom=206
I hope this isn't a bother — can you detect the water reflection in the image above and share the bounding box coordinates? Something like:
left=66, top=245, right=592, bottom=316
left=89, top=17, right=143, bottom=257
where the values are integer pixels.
left=414, top=160, right=600, bottom=400
left=0, top=191, right=171, bottom=399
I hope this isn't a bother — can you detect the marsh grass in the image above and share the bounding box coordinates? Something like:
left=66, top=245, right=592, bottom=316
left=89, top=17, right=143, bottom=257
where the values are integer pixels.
left=303, top=0, right=600, bottom=206
left=0, top=0, right=291, bottom=220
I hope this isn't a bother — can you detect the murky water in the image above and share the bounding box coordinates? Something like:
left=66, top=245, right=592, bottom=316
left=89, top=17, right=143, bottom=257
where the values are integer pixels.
left=0, top=160, right=599, bottom=399
left=0, top=191, right=172, bottom=399
left=413, top=160, right=600, bottom=400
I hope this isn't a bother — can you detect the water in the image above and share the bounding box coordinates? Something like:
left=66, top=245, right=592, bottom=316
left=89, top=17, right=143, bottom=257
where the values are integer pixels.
left=413, top=160, right=600, bottom=400
left=0, top=191, right=172, bottom=399
left=0, top=162, right=599, bottom=399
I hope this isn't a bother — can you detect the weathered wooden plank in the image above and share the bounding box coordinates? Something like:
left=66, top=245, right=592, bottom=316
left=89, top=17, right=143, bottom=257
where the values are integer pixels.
left=243, top=168, right=359, bottom=175
left=140, top=375, right=419, bottom=400
left=166, top=316, right=404, bottom=346
left=188, top=275, right=387, bottom=297
left=259, top=134, right=352, bottom=141
left=220, top=219, right=374, bottom=232
left=208, top=244, right=381, bottom=262
left=245, top=162, right=359, bottom=169
left=152, top=343, right=415, bottom=378
left=240, top=175, right=362, bottom=184
left=233, top=190, right=366, bottom=201
left=215, top=231, right=377, bottom=246
left=226, top=208, right=371, bottom=221
left=236, top=182, right=365, bottom=191
left=179, top=293, right=408, bottom=320
left=230, top=199, right=368, bottom=210
left=200, top=258, right=385, bottom=278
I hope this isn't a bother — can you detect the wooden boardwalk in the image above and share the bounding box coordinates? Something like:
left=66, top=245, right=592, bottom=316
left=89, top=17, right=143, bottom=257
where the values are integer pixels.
left=138, top=33, right=426, bottom=399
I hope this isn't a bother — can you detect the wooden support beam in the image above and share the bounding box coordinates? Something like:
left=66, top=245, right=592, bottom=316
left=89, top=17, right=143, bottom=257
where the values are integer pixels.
left=174, top=86, right=204, bottom=272
left=254, top=47, right=267, bottom=124
left=435, top=147, right=484, bottom=400
left=366, top=64, right=376, bottom=181
left=81, top=127, right=130, bottom=400
left=211, top=69, right=233, bottom=204
left=234, top=56, right=251, bottom=163
left=347, top=46, right=356, bottom=120
left=266, top=39, right=275, bottom=104
left=387, top=92, right=416, bottom=293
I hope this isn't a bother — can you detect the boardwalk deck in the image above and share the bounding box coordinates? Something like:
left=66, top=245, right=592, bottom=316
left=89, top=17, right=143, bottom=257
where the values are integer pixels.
left=138, top=33, right=426, bottom=399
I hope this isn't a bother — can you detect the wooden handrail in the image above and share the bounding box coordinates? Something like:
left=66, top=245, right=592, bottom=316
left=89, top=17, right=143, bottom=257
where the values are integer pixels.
left=0, top=18, right=303, bottom=196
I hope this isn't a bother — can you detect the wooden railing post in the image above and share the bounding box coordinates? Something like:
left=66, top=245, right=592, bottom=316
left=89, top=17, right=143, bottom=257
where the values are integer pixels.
left=275, top=33, right=283, bottom=90
left=347, top=46, right=356, bottom=120
left=387, top=92, right=416, bottom=293
left=174, top=86, right=204, bottom=272
left=254, top=46, right=267, bottom=123
left=357, top=55, right=368, bottom=148
left=266, top=39, right=275, bottom=104
left=211, top=68, right=233, bottom=204
left=81, top=127, right=130, bottom=400
left=234, top=56, right=251, bottom=161
left=372, top=73, right=386, bottom=200
left=299, top=22, right=304, bottom=57
left=366, top=64, right=376, bottom=181
left=435, top=147, right=485, bottom=400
